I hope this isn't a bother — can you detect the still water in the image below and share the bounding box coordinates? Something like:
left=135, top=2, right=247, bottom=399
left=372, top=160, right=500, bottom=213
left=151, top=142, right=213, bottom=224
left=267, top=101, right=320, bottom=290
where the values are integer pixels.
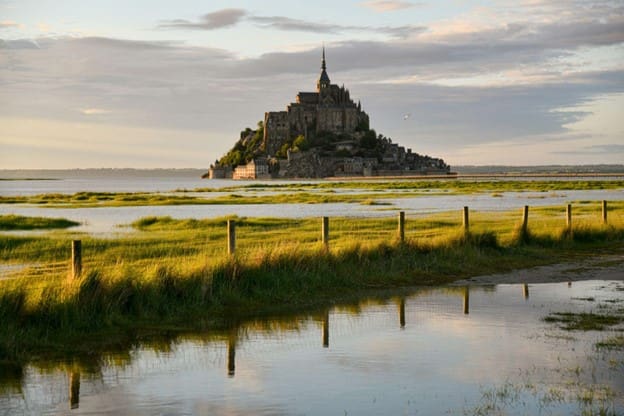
left=2, top=281, right=622, bottom=415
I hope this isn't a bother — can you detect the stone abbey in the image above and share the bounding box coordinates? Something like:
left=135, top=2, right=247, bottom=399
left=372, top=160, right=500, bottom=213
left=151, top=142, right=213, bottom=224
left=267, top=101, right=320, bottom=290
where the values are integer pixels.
left=263, top=47, right=370, bottom=156
left=208, top=48, right=450, bottom=179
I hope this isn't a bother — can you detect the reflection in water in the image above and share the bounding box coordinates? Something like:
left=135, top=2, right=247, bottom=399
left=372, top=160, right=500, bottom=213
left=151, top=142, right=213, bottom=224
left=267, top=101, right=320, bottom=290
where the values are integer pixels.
left=398, top=298, right=406, bottom=328
left=1, top=282, right=623, bottom=415
left=69, top=371, right=80, bottom=410
left=322, top=312, right=329, bottom=348
left=227, top=336, right=236, bottom=378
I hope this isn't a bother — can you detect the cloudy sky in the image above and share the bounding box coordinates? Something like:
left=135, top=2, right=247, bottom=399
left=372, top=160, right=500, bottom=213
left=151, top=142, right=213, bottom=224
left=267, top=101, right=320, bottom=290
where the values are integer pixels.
left=1, top=0, right=623, bottom=168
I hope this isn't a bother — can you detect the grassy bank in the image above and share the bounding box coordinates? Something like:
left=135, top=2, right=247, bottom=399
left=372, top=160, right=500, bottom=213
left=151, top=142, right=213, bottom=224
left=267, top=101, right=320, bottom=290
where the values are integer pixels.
left=188, top=179, right=624, bottom=193
left=0, top=215, right=80, bottom=231
left=0, top=202, right=623, bottom=363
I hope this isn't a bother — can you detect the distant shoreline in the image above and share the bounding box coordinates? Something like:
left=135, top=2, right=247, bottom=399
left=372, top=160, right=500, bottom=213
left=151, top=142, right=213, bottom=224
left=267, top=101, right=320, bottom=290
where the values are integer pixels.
left=327, top=172, right=624, bottom=181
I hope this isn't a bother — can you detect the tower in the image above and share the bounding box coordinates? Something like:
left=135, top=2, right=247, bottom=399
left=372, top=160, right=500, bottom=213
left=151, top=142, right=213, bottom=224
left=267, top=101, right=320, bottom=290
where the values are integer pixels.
left=317, top=46, right=330, bottom=92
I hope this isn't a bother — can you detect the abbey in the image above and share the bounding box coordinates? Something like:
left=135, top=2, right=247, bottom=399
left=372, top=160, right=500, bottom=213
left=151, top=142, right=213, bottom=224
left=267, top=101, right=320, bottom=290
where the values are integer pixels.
left=208, top=48, right=451, bottom=179
left=263, top=48, right=370, bottom=156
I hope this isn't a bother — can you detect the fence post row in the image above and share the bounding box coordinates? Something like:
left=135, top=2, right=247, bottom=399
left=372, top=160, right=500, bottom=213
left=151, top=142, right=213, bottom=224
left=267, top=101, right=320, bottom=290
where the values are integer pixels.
left=71, top=240, right=82, bottom=279
left=227, top=220, right=236, bottom=255
left=67, top=200, right=616, bottom=278
left=398, top=211, right=405, bottom=242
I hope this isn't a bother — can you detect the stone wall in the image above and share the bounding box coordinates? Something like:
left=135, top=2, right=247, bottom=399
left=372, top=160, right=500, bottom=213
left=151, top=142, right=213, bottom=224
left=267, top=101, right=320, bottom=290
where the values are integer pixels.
left=264, top=111, right=289, bottom=155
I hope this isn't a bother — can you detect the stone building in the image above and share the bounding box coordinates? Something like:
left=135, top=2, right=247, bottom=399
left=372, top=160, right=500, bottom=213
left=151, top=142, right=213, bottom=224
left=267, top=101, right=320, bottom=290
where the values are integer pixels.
left=206, top=162, right=232, bottom=179
left=232, top=157, right=270, bottom=180
left=263, top=48, right=370, bottom=156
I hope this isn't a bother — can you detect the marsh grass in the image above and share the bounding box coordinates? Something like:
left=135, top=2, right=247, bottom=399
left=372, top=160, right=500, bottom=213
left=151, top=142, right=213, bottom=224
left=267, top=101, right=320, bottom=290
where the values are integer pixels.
left=196, top=179, right=624, bottom=193
left=0, top=215, right=80, bottom=230
left=543, top=312, right=624, bottom=331
left=595, top=335, right=624, bottom=350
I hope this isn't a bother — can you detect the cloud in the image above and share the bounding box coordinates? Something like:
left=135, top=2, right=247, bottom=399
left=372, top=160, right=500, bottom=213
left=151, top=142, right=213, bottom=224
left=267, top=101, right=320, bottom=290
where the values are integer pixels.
left=559, top=144, right=624, bottom=155
left=37, top=22, right=51, bottom=33
left=0, top=21, right=20, bottom=29
left=360, top=1, right=420, bottom=12
left=159, top=8, right=424, bottom=38
left=80, top=108, right=110, bottom=116
left=249, top=15, right=346, bottom=34
left=0, top=38, right=39, bottom=49
left=249, top=15, right=424, bottom=38
left=158, top=8, right=247, bottom=30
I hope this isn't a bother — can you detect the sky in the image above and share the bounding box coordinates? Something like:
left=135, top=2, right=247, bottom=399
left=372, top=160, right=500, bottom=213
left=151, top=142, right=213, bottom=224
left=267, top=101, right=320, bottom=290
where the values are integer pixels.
left=1, top=0, right=623, bottom=168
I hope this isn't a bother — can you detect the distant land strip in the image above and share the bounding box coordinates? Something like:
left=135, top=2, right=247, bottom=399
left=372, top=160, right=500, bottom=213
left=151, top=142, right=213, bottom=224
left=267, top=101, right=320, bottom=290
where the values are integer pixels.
left=329, top=172, right=624, bottom=181
left=0, top=178, right=59, bottom=181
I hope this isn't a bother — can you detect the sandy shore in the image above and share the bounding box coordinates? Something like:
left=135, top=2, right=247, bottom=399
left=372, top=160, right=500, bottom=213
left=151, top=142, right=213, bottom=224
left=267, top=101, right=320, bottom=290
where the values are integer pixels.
left=452, top=251, right=624, bottom=285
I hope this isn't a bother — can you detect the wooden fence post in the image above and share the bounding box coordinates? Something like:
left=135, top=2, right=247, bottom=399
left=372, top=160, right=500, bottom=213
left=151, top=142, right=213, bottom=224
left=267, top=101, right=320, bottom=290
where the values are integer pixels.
left=227, top=220, right=236, bottom=255
left=602, top=200, right=608, bottom=224
left=566, top=204, right=572, bottom=229
left=321, top=216, right=329, bottom=248
left=463, top=206, right=470, bottom=233
left=71, top=240, right=82, bottom=279
left=398, top=211, right=405, bottom=242
left=522, top=205, right=529, bottom=233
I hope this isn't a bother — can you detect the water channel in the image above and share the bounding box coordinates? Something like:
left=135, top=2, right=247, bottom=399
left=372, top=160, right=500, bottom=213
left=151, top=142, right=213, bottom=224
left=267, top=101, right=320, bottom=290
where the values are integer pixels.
left=1, top=280, right=622, bottom=415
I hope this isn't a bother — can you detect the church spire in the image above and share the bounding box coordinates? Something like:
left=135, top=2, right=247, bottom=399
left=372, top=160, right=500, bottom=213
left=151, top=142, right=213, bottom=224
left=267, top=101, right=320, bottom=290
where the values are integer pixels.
left=317, top=45, right=330, bottom=92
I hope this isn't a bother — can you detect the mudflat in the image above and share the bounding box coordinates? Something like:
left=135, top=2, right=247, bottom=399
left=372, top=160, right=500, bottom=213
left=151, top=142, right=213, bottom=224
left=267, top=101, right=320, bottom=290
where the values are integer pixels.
left=454, top=251, right=624, bottom=285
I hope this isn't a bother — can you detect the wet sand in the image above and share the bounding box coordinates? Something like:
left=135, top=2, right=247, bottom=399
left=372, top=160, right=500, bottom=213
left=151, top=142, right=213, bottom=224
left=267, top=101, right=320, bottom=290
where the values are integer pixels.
left=453, top=251, right=624, bottom=285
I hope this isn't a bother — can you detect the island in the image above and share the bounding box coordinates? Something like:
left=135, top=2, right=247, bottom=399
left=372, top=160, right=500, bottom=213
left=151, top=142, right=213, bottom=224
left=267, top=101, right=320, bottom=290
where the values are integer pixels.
left=206, top=48, right=452, bottom=179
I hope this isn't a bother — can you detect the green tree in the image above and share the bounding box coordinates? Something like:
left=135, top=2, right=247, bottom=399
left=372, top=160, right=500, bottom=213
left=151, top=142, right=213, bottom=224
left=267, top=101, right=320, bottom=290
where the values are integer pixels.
left=360, top=129, right=377, bottom=149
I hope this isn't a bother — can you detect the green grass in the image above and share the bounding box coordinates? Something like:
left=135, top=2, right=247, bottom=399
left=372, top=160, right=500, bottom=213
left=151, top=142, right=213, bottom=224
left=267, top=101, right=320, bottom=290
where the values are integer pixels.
left=0, top=201, right=623, bottom=363
left=543, top=312, right=624, bottom=331
left=0, top=215, right=80, bottom=230
left=191, top=179, right=624, bottom=194
left=0, top=190, right=426, bottom=207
